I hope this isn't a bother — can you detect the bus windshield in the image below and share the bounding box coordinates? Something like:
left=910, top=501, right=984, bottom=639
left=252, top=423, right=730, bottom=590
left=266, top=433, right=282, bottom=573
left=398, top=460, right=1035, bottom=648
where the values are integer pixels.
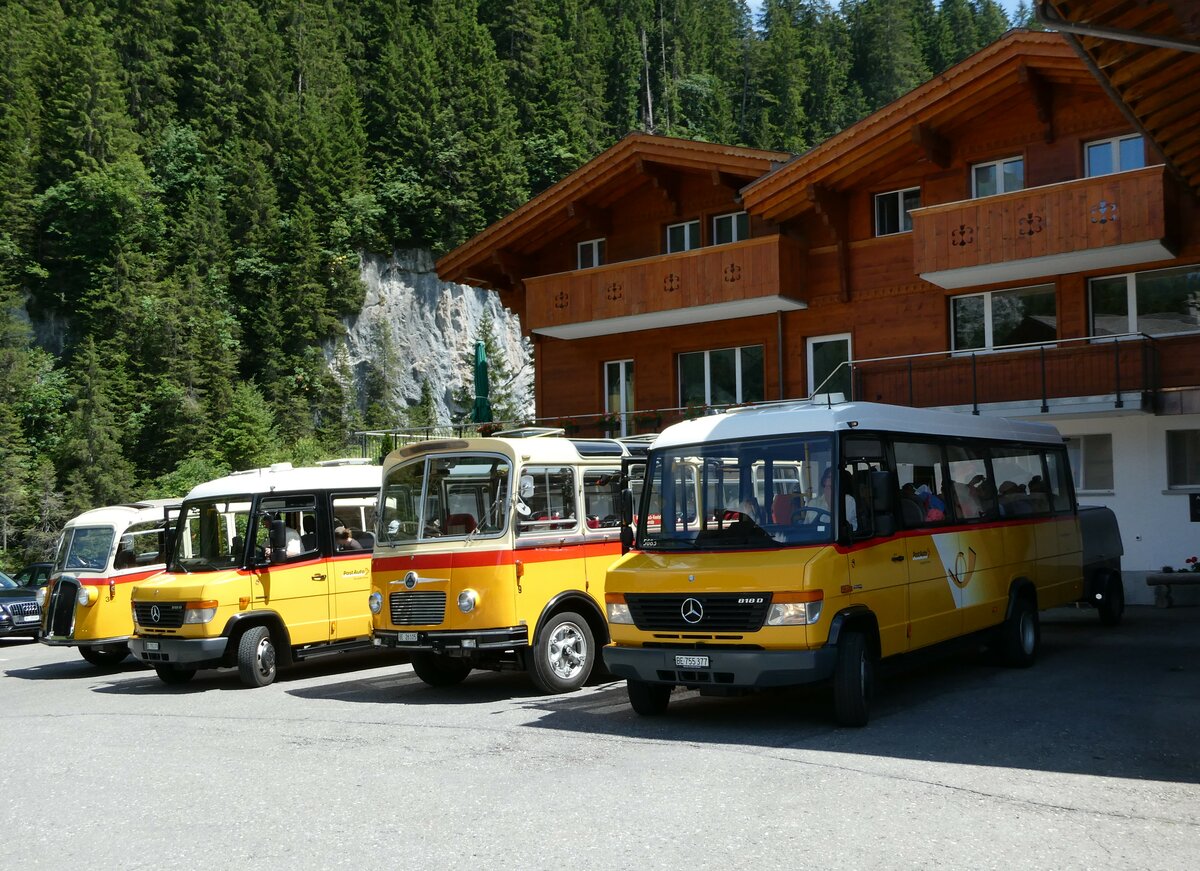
left=55, top=526, right=116, bottom=572
left=170, top=497, right=252, bottom=573
left=379, top=454, right=512, bottom=544
left=638, top=433, right=835, bottom=550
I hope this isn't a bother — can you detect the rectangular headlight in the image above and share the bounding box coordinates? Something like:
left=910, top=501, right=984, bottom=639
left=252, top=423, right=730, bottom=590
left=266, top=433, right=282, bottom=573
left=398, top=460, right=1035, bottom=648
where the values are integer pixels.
left=183, top=600, right=219, bottom=624
left=765, top=592, right=823, bottom=626
left=605, top=593, right=633, bottom=624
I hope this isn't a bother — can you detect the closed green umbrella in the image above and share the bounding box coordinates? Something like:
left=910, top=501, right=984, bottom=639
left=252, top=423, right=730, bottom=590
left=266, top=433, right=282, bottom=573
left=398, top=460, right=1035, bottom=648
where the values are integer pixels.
left=472, top=340, right=492, bottom=423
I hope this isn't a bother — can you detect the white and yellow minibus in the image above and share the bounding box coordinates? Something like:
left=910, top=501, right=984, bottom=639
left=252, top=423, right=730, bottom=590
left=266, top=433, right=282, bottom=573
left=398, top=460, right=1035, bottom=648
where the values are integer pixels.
left=604, top=400, right=1114, bottom=726
left=370, top=432, right=645, bottom=693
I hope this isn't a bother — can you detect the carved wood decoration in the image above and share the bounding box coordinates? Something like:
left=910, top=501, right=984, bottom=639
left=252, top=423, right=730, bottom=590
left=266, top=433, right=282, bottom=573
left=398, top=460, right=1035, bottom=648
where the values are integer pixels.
left=664, top=273, right=680, bottom=293
left=723, top=262, right=742, bottom=283
left=807, top=183, right=850, bottom=302
left=951, top=224, right=975, bottom=246
left=605, top=282, right=623, bottom=301
left=910, top=123, right=951, bottom=168
left=1089, top=200, right=1118, bottom=224
left=553, top=290, right=569, bottom=310
left=635, top=158, right=681, bottom=216
left=1018, top=211, right=1045, bottom=237
left=1017, top=64, right=1055, bottom=143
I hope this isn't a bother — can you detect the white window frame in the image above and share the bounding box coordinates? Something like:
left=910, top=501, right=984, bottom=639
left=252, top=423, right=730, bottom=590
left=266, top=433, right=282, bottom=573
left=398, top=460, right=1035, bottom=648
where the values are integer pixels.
left=806, top=333, right=851, bottom=397
left=1166, top=429, right=1200, bottom=490
left=678, top=345, right=762, bottom=407
left=604, top=359, right=634, bottom=438
left=712, top=211, right=748, bottom=246
left=950, top=284, right=1057, bottom=353
left=1066, top=434, right=1114, bottom=493
left=874, top=186, right=920, bottom=236
left=666, top=220, right=700, bottom=253
left=1084, top=133, right=1145, bottom=177
left=1088, top=264, right=1200, bottom=338
left=971, top=156, right=1024, bottom=198
left=577, top=238, right=605, bottom=270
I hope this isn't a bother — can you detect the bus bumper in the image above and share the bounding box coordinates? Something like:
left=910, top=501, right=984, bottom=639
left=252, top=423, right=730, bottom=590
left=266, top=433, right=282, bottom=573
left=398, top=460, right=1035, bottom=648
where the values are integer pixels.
left=373, top=626, right=529, bottom=653
left=603, top=644, right=837, bottom=689
left=130, top=636, right=227, bottom=666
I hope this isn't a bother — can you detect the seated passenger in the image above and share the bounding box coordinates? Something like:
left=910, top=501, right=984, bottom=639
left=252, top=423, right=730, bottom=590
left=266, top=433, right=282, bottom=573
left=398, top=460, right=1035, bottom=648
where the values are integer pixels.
left=300, top=516, right=318, bottom=552
left=334, top=526, right=362, bottom=551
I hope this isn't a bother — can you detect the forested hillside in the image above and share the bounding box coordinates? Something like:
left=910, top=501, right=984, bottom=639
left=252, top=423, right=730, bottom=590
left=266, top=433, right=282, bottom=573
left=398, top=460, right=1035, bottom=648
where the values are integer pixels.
left=0, top=0, right=1032, bottom=566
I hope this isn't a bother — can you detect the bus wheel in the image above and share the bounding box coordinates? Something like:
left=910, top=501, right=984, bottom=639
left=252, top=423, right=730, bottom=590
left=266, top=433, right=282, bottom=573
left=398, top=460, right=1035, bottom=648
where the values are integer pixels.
left=833, top=629, right=873, bottom=727
left=237, top=625, right=278, bottom=687
left=79, top=644, right=129, bottom=668
left=155, top=665, right=196, bottom=685
left=530, top=611, right=594, bottom=694
left=626, top=679, right=671, bottom=715
left=1000, top=596, right=1039, bottom=668
left=410, top=652, right=471, bottom=687
left=1098, top=574, right=1125, bottom=627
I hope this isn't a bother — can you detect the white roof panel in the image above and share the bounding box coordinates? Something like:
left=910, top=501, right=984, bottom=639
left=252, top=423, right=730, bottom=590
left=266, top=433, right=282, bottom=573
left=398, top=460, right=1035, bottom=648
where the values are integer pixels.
left=185, top=463, right=381, bottom=501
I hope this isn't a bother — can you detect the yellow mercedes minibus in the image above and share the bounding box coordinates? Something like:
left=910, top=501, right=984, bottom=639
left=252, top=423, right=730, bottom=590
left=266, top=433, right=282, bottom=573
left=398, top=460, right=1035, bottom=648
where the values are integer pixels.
left=371, top=431, right=644, bottom=693
left=39, top=500, right=178, bottom=667
left=128, top=461, right=379, bottom=687
left=604, top=400, right=1109, bottom=726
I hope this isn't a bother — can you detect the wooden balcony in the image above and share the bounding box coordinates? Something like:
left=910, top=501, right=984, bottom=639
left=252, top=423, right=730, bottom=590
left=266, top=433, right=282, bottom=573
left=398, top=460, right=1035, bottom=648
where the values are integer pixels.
left=911, top=166, right=1178, bottom=289
left=523, top=235, right=806, bottom=339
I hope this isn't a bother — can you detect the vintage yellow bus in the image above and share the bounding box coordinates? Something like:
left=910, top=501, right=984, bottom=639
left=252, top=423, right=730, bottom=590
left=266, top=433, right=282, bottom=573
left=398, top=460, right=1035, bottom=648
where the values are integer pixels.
left=127, top=461, right=379, bottom=687
left=39, top=501, right=178, bottom=667
left=371, top=432, right=644, bottom=693
left=604, top=400, right=1112, bottom=726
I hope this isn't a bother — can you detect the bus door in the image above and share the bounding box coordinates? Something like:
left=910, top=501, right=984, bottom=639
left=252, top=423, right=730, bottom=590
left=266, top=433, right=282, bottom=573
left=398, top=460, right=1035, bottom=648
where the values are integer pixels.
left=581, top=468, right=624, bottom=601
left=945, top=444, right=1003, bottom=635
left=894, top=439, right=963, bottom=649
left=252, top=495, right=326, bottom=645
left=842, top=439, right=909, bottom=657
left=515, top=465, right=585, bottom=618
left=329, top=491, right=379, bottom=640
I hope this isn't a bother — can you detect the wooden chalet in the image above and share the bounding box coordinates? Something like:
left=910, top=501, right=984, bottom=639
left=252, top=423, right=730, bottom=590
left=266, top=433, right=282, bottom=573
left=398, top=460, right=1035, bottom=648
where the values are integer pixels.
left=437, top=23, right=1200, bottom=591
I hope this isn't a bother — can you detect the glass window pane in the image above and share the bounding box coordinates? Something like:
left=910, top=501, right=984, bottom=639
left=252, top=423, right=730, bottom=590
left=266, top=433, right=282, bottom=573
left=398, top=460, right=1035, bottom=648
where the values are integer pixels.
left=1119, top=136, right=1144, bottom=171
left=679, top=351, right=706, bottom=407
left=622, top=361, right=635, bottom=414
left=1082, top=434, right=1114, bottom=491
left=991, top=446, right=1046, bottom=516
left=810, top=337, right=850, bottom=397
left=1043, top=450, right=1073, bottom=512
left=875, top=192, right=897, bottom=235
left=1167, top=430, right=1200, bottom=488
left=735, top=212, right=748, bottom=241
left=517, top=467, right=577, bottom=534
left=597, top=239, right=605, bottom=264
left=990, top=285, right=1056, bottom=347
left=894, top=441, right=950, bottom=527
left=713, top=215, right=732, bottom=245
left=945, top=444, right=994, bottom=520
left=1089, top=276, right=1130, bottom=336
left=708, top=348, right=738, bottom=406
left=1135, top=265, right=1200, bottom=335
left=974, top=165, right=997, bottom=198
left=667, top=224, right=684, bottom=253
left=901, top=189, right=920, bottom=231
left=1003, top=158, right=1024, bottom=192
left=952, top=295, right=986, bottom=350
left=739, top=345, right=764, bottom=403
left=1087, top=141, right=1112, bottom=177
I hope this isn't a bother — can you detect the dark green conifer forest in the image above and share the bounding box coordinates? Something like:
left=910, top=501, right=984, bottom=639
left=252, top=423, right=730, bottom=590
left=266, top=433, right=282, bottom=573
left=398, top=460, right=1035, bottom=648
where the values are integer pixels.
left=0, top=0, right=1030, bottom=566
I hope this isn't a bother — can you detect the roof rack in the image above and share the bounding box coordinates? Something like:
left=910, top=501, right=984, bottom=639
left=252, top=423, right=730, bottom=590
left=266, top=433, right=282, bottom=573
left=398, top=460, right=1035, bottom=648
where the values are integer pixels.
left=315, top=457, right=373, bottom=466
left=490, top=426, right=566, bottom=438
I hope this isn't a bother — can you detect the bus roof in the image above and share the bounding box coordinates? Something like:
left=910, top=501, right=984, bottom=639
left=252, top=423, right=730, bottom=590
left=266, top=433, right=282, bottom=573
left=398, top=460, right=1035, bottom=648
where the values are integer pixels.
left=383, top=436, right=633, bottom=469
left=185, top=463, right=381, bottom=501
left=63, top=499, right=180, bottom=529
left=652, top=401, right=1064, bottom=450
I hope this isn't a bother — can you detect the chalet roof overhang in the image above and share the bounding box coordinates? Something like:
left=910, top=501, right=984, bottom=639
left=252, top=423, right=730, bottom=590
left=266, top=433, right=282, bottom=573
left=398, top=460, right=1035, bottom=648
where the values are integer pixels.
left=436, top=134, right=790, bottom=288
left=740, top=31, right=1099, bottom=224
left=532, top=295, right=807, bottom=340
left=1039, top=1, right=1200, bottom=196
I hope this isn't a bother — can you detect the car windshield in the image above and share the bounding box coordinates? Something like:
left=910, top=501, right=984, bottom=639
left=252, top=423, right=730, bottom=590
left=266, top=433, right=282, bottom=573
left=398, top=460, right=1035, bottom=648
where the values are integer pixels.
left=0, top=573, right=17, bottom=589
left=54, top=526, right=116, bottom=572
left=170, top=497, right=253, bottom=573
left=638, top=433, right=836, bottom=550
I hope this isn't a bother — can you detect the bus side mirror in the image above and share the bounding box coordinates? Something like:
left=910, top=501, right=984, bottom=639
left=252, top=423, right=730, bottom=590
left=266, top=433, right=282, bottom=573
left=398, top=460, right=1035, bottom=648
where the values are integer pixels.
left=620, top=525, right=634, bottom=554
left=620, top=489, right=634, bottom=526
left=269, top=519, right=288, bottom=563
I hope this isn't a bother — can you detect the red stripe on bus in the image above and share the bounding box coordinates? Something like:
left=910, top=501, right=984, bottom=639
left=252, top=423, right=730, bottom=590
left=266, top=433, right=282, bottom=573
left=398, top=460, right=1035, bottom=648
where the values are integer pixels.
left=373, top=542, right=620, bottom=573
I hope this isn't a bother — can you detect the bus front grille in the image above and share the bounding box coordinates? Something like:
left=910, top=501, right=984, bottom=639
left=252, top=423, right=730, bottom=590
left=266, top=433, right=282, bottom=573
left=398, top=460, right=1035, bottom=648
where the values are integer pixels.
left=389, top=591, right=446, bottom=626
left=625, top=593, right=771, bottom=632
left=46, top=578, right=77, bottom=636
left=132, top=601, right=186, bottom=629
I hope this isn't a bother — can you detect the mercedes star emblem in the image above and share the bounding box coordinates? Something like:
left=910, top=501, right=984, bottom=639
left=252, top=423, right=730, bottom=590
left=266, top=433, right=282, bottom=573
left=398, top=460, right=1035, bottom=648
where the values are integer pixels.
left=150, top=604, right=161, bottom=624
left=680, top=597, right=703, bottom=624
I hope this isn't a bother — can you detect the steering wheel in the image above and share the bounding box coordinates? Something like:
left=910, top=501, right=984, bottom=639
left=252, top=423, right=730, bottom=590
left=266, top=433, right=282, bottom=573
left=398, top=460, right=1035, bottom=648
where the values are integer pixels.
left=791, top=506, right=832, bottom=526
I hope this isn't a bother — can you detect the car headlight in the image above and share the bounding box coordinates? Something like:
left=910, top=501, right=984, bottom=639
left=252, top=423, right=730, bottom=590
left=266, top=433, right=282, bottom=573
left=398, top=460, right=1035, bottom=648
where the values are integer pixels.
left=36, top=587, right=47, bottom=606
left=77, top=585, right=97, bottom=607
left=368, top=591, right=383, bottom=614
left=765, top=592, right=823, bottom=626
left=457, top=589, right=478, bottom=613
left=183, top=600, right=218, bottom=624
left=604, top=593, right=633, bottom=624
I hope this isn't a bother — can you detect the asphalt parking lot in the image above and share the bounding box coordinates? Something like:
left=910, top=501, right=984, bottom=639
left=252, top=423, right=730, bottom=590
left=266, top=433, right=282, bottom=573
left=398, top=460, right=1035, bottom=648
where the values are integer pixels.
left=2, top=605, right=1198, bottom=870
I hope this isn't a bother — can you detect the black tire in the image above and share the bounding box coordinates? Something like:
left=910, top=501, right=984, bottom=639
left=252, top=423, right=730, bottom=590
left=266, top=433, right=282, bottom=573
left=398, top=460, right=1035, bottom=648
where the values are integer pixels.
left=1000, top=595, right=1040, bottom=668
left=626, top=679, right=671, bottom=715
left=79, top=643, right=130, bottom=668
left=1098, top=573, right=1125, bottom=627
left=833, top=629, right=874, bottom=727
left=410, top=652, right=472, bottom=687
left=529, top=610, right=595, bottom=694
left=154, top=665, right=196, bottom=685
left=237, top=625, right=278, bottom=687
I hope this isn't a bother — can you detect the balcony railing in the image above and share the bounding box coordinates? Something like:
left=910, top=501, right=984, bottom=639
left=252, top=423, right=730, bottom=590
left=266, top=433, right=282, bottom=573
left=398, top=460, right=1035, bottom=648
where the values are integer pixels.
left=911, top=165, right=1177, bottom=289
left=824, top=334, right=1167, bottom=415
left=522, top=235, right=805, bottom=339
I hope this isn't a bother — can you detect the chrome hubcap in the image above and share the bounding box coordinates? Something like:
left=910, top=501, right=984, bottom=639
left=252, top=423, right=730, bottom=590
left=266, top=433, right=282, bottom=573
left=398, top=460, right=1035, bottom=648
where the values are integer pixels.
left=257, top=637, right=276, bottom=675
left=547, top=622, right=587, bottom=680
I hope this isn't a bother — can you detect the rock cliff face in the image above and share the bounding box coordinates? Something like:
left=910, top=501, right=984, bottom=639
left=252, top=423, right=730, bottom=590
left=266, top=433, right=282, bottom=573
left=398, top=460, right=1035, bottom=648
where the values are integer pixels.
left=332, top=250, right=533, bottom=424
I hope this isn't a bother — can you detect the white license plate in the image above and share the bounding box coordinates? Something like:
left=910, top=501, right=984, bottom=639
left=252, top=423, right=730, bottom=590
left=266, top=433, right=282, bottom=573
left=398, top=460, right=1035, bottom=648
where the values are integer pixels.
left=19, top=615, right=39, bottom=623
left=396, top=632, right=418, bottom=642
left=145, top=641, right=160, bottom=651
left=675, top=654, right=710, bottom=668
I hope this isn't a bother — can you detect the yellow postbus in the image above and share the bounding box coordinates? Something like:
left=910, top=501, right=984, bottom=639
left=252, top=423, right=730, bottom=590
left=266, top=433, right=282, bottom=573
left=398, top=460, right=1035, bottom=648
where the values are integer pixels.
left=127, top=461, right=379, bottom=687
left=39, top=500, right=178, bottom=667
left=370, top=431, right=644, bottom=693
left=604, top=400, right=1113, bottom=726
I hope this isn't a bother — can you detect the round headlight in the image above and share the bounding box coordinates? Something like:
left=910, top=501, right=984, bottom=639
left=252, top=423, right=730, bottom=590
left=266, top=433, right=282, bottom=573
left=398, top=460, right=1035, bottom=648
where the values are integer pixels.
left=76, top=585, right=96, bottom=607
left=368, top=591, right=383, bottom=614
left=457, top=589, right=478, bottom=613
left=36, top=587, right=47, bottom=606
